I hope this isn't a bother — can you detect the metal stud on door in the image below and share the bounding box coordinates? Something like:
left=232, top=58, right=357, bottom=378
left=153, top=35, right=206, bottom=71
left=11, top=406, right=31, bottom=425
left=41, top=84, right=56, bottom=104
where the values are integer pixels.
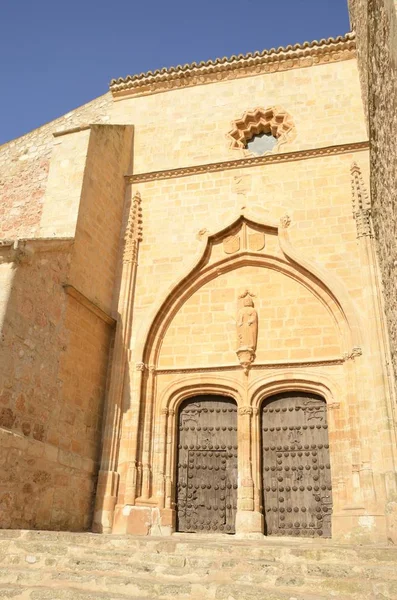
left=176, top=396, right=238, bottom=533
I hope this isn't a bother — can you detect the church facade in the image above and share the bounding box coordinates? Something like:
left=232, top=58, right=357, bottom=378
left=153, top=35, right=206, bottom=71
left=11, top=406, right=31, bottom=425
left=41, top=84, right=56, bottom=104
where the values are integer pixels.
left=1, top=31, right=397, bottom=545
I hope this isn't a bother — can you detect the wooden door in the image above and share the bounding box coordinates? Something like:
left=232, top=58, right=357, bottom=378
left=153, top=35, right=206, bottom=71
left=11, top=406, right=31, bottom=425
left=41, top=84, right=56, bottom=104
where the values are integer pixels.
left=176, top=396, right=238, bottom=534
left=262, top=392, right=332, bottom=538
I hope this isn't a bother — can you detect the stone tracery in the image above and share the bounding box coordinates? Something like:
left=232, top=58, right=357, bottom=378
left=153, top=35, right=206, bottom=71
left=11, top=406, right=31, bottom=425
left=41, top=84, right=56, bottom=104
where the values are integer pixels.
left=227, top=106, right=295, bottom=153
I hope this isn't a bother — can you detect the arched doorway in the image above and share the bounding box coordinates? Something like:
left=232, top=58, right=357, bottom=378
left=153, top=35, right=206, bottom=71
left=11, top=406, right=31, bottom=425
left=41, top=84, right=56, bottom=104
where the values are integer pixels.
left=176, top=395, right=238, bottom=534
left=262, top=392, right=332, bottom=538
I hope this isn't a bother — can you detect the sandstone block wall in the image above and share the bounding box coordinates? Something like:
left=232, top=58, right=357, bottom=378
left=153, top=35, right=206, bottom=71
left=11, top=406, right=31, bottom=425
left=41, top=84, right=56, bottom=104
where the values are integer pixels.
left=349, top=0, right=397, bottom=385
left=0, top=93, right=112, bottom=239
left=0, top=124, right=133, bottom=530
left=112, top=60, right=367, bottom=175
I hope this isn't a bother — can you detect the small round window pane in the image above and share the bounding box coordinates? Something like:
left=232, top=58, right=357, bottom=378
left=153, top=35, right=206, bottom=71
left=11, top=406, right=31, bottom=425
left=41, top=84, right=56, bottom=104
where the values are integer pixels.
left=246, top=132, right=277, bottom=155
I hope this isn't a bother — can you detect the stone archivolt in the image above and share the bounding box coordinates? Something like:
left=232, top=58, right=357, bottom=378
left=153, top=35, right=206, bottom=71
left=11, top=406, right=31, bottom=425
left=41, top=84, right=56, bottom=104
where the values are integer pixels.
left=138, top=213, right=361, bottom=371
left=227, top=106, right=295, bottom=152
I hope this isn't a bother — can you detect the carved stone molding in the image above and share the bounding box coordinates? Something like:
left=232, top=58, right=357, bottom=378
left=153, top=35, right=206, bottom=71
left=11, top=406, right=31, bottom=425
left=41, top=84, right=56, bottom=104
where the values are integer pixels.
left=327, top=402, right=341, bottom=410
left=0, top=238, right=73, bottom=266
left=351, top=162, right=372, bottom=238
left=238, top=406, right=253, bottom=416
left=160, top=408, right=169, bottom=416
left=227, top=106, right=295, bottom=153
left=63, top=285, right=116, bottom=327
left=110, top=33, right=356, bottom=98
left=280, top=214, right=291, bottom=229
left=135, top=362, right=146, bottom=371
left=123, top=191, right=143, bottom=263
left=126, top=141, right=369, bottom=184
left=155, top=358, right=344, bottom=375
left=343, top=347, right=363, bottom=361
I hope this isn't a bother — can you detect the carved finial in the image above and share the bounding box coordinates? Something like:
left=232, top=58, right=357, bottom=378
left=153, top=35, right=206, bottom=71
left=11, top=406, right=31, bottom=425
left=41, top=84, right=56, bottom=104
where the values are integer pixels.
left=351, top=162, right=372, bottom=238
left=123, top=191, right=143, bottom=263
left=280, top=214, right=291, bottom=229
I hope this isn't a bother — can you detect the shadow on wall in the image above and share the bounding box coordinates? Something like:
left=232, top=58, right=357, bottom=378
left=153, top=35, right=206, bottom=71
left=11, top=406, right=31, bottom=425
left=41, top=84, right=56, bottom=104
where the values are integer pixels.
left=0, top=242, right=114, bottom=531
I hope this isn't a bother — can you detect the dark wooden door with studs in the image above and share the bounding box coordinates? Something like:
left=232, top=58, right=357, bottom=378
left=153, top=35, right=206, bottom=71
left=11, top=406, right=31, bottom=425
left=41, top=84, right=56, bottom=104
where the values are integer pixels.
left=176, top=396, right=238, bottom=533
left=262, top=392, right=332, bottom=538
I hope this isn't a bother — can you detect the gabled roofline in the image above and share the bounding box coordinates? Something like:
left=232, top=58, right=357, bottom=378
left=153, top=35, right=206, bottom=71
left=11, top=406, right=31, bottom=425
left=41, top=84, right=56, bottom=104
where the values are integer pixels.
left=110, top=32, right=356, bottom=99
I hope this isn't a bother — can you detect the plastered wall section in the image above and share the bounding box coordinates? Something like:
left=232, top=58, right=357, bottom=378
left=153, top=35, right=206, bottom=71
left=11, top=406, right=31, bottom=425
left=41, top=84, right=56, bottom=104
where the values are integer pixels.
left=0, top=93, right=112, bottom=239
left=111, top=58, right=367, bottom=173
left=349, top=0, right=397, bottom=386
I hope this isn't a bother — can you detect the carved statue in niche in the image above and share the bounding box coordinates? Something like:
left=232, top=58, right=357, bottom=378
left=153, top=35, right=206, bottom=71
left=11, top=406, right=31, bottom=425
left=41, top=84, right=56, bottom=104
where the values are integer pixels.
left=236, top=291, right=258, bottom=373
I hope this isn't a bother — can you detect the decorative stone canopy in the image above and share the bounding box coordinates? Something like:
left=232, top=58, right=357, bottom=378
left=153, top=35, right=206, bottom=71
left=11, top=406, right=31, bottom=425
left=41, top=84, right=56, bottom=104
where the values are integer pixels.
left=110, top=33, right=356, bottom=98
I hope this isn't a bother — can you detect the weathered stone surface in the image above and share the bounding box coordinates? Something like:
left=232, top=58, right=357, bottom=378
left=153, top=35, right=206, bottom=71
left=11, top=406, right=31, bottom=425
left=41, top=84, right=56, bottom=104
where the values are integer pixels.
left=0, top=532, right=396, bottom=599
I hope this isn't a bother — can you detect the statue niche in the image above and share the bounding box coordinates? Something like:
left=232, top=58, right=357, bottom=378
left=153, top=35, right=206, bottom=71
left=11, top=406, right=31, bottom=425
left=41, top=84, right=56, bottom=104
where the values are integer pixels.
left=236, top=290, right=258, bottom=373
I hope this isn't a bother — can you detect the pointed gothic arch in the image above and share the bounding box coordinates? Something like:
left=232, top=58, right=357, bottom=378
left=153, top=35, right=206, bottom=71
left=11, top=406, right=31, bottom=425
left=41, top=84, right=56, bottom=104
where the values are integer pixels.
left=137, top=212, right=363, bottom=368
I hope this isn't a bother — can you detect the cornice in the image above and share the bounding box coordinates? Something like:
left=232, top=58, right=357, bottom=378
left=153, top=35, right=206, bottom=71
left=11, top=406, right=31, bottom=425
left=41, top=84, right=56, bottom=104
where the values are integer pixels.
left=155, top=358, right=344, bottom=375
left=0, top=237, right=74, bottom=265
left=63, top=284, right=116, bottom=327
left=126, top=140, right=369, bottom=184
left=110, top=33, right=356, bottom=99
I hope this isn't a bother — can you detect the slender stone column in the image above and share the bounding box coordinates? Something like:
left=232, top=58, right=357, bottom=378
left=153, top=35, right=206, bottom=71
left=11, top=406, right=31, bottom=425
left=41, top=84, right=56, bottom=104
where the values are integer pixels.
left=165, top=409, right=176, bottom=510
left=93, top=191, right=142, bottom=533
left=124, top=361, right=145, bottom=505
left=153, top=408, right=169, bottom=509
left=140, top=365, right=156, bottom=500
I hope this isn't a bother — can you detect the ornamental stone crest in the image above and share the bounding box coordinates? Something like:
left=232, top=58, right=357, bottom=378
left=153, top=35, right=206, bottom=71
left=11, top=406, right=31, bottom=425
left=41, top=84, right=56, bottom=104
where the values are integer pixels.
left=123, top=191, right=143, bottom=263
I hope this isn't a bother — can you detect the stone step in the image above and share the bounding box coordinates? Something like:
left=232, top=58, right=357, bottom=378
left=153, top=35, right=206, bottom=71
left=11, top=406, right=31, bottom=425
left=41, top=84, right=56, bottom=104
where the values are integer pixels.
left=0, top=586, right=149, bottom=600
left=1, top=563, right=397, bottom=600
left=0, top=532, right=397, bottom=600
left=0, top=584, right=336, bottom=600
left=1, top=532, right=397, bottom=566
left=2, top=548, right=397, bottom=584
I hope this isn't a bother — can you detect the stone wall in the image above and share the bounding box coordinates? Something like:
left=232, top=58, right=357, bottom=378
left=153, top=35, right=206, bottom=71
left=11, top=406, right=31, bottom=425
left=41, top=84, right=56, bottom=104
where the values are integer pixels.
left=0, top=93, right=112, bottom=239
left=0, top=125, right=133, bottom=530
left=112, top=60, right=367, bottom=175
left=348, top=0, right=397, bottom=386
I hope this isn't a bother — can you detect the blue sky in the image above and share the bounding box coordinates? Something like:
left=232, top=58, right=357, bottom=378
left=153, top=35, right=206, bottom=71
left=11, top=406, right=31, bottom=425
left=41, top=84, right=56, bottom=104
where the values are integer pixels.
left=1, top=0, right=350, bottom=145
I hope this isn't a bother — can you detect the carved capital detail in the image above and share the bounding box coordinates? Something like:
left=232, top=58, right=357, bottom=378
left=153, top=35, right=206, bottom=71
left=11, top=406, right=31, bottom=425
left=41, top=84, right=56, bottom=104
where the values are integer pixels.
left=160, top=408, right=169, bottom=416
left=135, top=362, right=146, bottom=371
left=280, top=214, right=291, bottom=228
left=327, top=402, right=341, bottom=410
left=343, top=347, right=363, bottom=361
left=238, top=406, right=253, bottom=416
